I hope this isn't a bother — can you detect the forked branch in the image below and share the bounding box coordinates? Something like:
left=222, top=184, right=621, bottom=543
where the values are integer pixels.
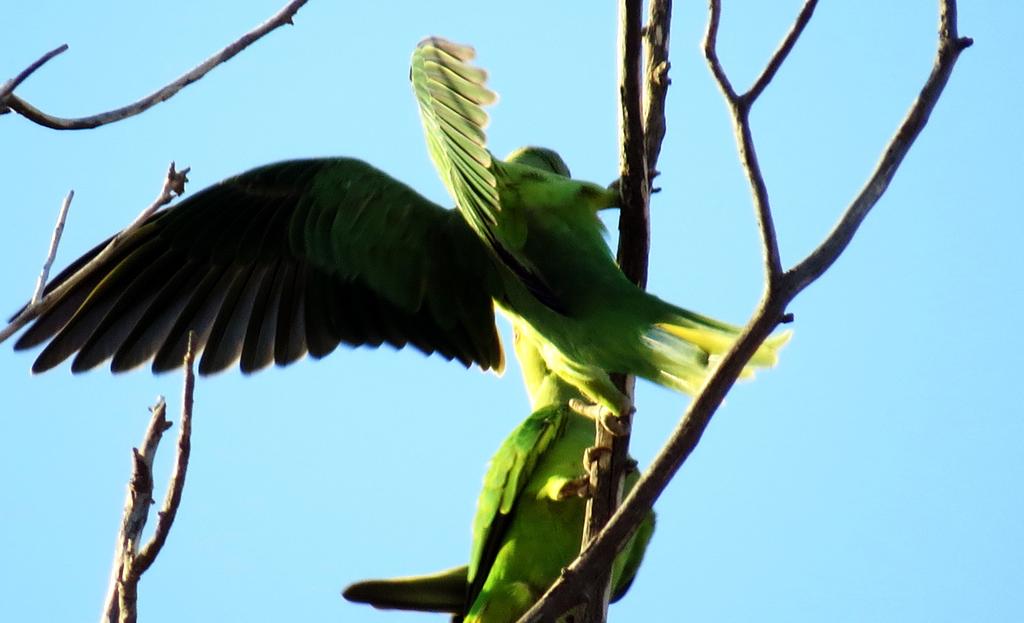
left=702, top=0, right=822, bottom=280
left=102, top=334, right=197, bottom=623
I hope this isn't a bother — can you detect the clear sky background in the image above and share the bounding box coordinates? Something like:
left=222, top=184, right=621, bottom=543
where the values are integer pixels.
left=1, top=2, right=1020, bottom=622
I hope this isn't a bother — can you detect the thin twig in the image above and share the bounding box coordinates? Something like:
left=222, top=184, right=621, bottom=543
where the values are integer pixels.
left=517, top=1, right=969, bottom=620
left=101, top=333, right=197, bottom=623
left=0, top=44, right=68, bottom=102
left=784, top=2, right=973, bottom=297
left=745, top=0, right=819, bottom=105
left=701, top=2, right=738, bottom=102
left=1, top=0, right=307, bottom=130
left=0, top=163, right=188, bottom=345
left=30, top=190, right=74, bottom=305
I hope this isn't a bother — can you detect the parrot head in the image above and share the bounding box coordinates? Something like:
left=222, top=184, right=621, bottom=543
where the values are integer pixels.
left=505, top=146, right=571, bottom=178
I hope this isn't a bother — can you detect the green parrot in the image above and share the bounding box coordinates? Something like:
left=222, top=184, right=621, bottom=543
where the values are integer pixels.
left=9, top=37, right=787, bottom=417
left=343, top=329, right=655, bottom=622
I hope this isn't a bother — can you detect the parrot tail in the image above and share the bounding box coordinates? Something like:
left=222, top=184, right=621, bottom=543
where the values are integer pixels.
left=643, top=311, right=791, bottom=394
left=343, top=565, right=468, bottom=614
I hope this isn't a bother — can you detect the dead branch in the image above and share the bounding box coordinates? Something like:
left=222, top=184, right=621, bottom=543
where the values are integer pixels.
left=783, top=0, right=973, bottom=297
left=0, top=0, right=308, bottom=130
left=30, top=189, right=74, bottom=305
left=0, top=163, right=189, bottom=345
left=102, top=334, right=197, bottom=623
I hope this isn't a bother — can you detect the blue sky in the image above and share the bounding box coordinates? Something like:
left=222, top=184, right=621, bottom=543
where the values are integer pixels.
left=2, top=2, right=1020, bottom=622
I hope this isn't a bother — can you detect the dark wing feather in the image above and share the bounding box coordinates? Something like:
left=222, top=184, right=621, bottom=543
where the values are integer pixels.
left=14, top=158, right=506, bottom=375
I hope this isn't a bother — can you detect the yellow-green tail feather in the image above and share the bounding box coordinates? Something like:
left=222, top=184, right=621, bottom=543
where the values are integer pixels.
left=646, top=318, right=791, bottom=393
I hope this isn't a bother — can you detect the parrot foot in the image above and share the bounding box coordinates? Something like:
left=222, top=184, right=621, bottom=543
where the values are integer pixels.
left=608, top=171, right=662, bottom=201
left=582, top=446, right=612, bottom=473
left=605, top=177, right=627, bottom=209
left=557, top=475, right=592, bottom=500
left=601, top=411, right=632, bottom=437
left=569, top=399, right=633, bottom=437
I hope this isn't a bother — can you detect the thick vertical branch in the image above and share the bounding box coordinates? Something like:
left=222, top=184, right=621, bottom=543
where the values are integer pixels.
left=615, top=0, right=652, bottom=290
left=578, top=1, right=672, bottom=622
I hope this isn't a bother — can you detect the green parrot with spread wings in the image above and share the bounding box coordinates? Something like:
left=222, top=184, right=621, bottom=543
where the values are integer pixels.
left=9, top=37, right=787, bottom=416
left=343, top=329, right=655, bottom=622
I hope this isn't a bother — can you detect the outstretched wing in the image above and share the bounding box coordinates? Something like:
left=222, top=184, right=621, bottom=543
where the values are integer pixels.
left=410, top=37, right=562, bottom=312
left=467, top=404, right=567, bottom=599
left=13, top=158, right=506, bottom=375
left=410, top=38, right=504, bottom=246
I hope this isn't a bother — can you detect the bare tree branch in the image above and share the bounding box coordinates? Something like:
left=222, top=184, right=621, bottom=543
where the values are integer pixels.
left=701, top=3, right=738, bottom=103
left=0, top=162, right=189, bottom=345
left=0, top=44, right=68, bottom=102
left=517, top=2, right=970, bottom=620
left=703, top=0, right=813, bottom=280
left=102, top=333, right=197, bottom=623
left=0, top=0, right=308, bottom=130
left=784, top=1, right=973, bottom=297
left=30, top=189, right=74, bottom=305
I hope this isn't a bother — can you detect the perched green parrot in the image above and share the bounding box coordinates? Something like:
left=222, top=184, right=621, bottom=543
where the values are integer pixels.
left=343, top=329, right=655, bottom=622
left=9, top=37, right=787, bottom=417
